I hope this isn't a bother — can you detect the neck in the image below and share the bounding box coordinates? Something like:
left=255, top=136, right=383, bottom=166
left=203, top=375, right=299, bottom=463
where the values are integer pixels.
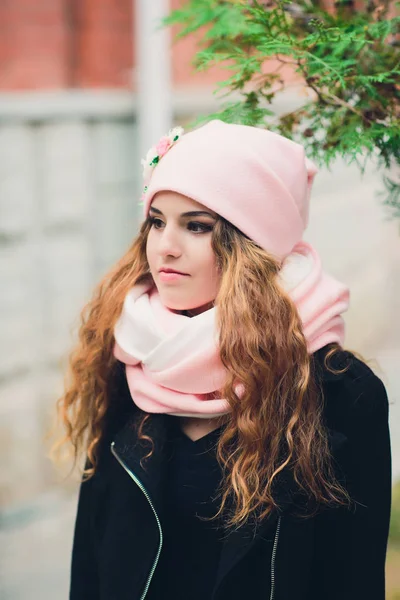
left=181, top=301, right=215, bottom=318
left=178, top=414, right=229, bottom=441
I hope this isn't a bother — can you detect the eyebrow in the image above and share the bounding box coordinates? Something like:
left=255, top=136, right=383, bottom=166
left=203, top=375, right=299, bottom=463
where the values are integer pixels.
left=149, top=206, right=216, bottom=219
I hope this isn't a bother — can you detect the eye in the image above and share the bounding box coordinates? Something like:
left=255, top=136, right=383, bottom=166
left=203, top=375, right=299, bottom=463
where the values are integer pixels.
left=188, top=222, right=213, bottom=233
left=149, top=217, right=213, bottom=234
left=149, top=217, right=163, bottom=229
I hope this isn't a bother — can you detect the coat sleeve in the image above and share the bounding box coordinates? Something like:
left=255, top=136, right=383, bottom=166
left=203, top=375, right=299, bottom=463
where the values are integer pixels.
left=309, top=371, right=392, bottom=600
left=69, top=466, right=100, bottom=600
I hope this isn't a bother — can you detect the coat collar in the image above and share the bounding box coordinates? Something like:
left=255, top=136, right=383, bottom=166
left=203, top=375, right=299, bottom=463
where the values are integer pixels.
left=111, top=411, right=169, bottom=518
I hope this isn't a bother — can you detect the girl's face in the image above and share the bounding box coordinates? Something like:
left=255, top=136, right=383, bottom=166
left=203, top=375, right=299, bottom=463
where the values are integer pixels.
left=146, top=191, right=221, bottom=316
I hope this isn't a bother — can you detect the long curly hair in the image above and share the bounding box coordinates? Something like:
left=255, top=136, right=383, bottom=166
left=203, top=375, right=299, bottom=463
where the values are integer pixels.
left=51, top=213, right=352, bottom=529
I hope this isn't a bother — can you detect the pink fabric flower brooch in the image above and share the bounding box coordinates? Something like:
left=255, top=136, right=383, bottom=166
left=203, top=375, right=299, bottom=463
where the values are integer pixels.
left=139, top=126, right=184, bottom=206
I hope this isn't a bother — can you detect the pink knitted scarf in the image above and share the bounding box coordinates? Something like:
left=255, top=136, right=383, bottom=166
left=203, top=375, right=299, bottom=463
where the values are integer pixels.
left=113, top=241, right=349, bottom=418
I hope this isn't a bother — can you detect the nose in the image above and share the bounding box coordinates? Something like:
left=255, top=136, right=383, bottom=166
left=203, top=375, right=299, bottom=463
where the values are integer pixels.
left=157, top=224, right=182, bottom=257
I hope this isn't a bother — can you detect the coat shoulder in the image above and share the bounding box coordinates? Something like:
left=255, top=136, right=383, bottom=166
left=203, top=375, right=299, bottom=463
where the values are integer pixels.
left=313, top=345, right=389, bottom=425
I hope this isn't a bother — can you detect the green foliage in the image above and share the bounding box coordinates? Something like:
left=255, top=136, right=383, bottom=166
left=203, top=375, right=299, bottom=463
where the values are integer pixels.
left=164, top=0, right=400, bottom=214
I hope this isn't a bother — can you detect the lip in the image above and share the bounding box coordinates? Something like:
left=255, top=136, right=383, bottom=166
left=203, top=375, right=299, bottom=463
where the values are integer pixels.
left=159, top=271, right=189, bottom=283
left=158, top=268, right=188, bottom=275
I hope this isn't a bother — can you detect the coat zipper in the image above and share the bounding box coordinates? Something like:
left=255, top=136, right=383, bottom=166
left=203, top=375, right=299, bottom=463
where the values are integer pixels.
left=110, top=441, right=163, bottom=600
left=111, top=440, right=281, bottom=599
left=269, top=515, right=282, bottom=600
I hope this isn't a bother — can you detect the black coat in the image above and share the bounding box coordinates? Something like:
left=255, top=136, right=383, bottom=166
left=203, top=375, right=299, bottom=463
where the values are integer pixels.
left=69, top=347, right=392, bottom=600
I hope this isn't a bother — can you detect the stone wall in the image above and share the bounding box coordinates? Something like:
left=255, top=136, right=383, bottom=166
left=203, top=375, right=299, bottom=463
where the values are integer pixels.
left=0, top=92, right=138, bottom=507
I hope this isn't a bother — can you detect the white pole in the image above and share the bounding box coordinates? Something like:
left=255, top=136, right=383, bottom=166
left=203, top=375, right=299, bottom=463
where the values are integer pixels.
left=135, top=0, right=173, bottom=162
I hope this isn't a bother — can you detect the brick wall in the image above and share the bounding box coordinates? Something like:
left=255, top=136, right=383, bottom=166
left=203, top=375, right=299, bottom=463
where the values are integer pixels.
left=0, top=0, right=70, bottom=89
left=2, top=0, right=395, bottom=92
left=74, top=0, right=134, bottom=88
left=0, top=0, right=133, bottom=90
left=0, top=0, right=311, bottom=92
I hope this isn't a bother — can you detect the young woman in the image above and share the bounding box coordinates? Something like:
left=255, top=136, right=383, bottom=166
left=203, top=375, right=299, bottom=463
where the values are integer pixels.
left=55, top=120, right=392, bottom=600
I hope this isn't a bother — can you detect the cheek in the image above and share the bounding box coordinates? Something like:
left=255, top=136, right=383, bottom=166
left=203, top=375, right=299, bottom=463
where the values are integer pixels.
left=145, top=234, right=155, bottom=267
left=196, top=248, right=219, bottom=282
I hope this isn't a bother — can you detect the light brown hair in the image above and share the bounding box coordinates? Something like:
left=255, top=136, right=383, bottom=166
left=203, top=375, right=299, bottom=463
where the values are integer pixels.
left=51, top=214, right=352, bottom=529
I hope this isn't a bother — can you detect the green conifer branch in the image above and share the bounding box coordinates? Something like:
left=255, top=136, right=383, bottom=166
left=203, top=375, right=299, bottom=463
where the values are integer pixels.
left=164, top=0, right=400, bottom=216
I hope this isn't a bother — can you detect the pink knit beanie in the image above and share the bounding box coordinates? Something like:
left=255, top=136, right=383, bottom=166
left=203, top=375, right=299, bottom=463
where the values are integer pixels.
left=141, top=120, right=318, bottom=259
